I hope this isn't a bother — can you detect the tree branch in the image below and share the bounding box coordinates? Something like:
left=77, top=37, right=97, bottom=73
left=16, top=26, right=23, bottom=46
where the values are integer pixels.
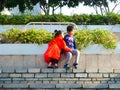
left=111, top=1, right=120, bottom=12
left=93, top=6, right=99, bottom=14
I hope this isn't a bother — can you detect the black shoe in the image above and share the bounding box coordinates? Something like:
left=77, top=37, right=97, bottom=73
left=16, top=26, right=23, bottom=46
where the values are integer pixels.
left=73, top=63, right=78, bottom=69
left=64, top=64, right=70, bottom=70
left=47, top=66, right=53, bottom=68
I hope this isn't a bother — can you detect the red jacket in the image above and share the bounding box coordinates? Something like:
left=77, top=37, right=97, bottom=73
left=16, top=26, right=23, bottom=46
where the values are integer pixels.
left=44, top=36, right=72, bottom=63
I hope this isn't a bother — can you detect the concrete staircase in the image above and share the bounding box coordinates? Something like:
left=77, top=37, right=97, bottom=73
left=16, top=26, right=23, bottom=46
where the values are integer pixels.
left=0, top=68, right=120, bottom=89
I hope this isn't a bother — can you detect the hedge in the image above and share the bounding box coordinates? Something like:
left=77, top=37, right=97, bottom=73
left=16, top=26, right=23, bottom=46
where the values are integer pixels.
left=0, top=13, right=120, bottom=25
left=0, top=28, right=117, bottom=50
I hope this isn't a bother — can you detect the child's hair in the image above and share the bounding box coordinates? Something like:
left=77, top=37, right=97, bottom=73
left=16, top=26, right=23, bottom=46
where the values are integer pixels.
left=54, top=29, right=57, bottom=33
left=67, top=26, right=74, bottom=32
left=54, top=30, right=62, bottom=38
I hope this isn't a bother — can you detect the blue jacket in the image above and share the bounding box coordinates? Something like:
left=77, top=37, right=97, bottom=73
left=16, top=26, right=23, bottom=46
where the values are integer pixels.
left=64, top=34, right=77, bottom=49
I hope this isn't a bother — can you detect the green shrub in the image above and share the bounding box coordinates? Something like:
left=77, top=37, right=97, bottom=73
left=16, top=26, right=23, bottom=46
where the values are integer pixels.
left=1, top=13, right=120, bottom=25
left=2, top=28, right=53, bottom=44
left=88, top=14, right=106, bottom=25
left=105, top=12, right=120, bottom=25
left=1, top=28, right=117, bottom=50
left=75, top=29, right=93, bottom=50
left=2, top=28, right=21, bottom=43
left=75, top=29, right=117, bottom=50
left=92, top=29, right=117, bottom=49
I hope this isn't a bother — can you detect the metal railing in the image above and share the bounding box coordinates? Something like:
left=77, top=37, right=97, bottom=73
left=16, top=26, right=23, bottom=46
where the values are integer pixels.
left=24, top=22, right=77, bottom=31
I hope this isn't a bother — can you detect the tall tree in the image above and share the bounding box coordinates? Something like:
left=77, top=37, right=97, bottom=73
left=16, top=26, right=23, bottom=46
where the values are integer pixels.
left=0, top=0, right=80, bottom=15
left=67, top=0, right=81, bottom=7
left=0, top=0, right=39, bottom=13
left=81, top=0, right=120, bottom=15
left=38, top=0, right=71, bottom=15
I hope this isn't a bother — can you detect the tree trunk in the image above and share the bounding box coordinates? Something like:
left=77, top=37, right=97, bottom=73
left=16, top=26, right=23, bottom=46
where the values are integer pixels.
left=93, top=6, right=99, bottom=14
left=52, top=7, right=55, bottom=15
left=100, top=6, right=103, bottom=16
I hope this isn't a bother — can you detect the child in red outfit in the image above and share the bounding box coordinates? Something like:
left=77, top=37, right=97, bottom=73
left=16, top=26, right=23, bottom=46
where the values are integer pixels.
left=44, top=30, right=72, bottom=68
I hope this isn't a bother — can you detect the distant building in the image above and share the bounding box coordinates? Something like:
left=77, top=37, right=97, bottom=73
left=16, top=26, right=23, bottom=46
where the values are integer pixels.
left=0, top=8, right=11, bottom=15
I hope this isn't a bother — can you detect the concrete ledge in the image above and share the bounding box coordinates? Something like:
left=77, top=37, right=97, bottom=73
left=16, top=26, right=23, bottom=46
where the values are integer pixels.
left=0, top=44, right=120, bottom=70
left=0, top=53, right=120, bottom=70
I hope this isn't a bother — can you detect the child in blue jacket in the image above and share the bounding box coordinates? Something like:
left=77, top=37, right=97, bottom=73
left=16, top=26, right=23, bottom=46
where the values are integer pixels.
left=64, top=26, right=80, bottom=70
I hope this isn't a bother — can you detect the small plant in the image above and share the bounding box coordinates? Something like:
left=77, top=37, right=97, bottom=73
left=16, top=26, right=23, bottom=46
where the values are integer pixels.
left=2, top=28, right=53, bottom=44
left=92, top=29, right=117, bottom=49
left=2, top=28, right=21, bottom=43
left=75, top=29, right=93, bottom=50
left=75, top=29, right=117, bottom=50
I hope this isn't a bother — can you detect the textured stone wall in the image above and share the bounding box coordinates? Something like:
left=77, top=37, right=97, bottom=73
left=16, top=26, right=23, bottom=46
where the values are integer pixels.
left=0, top=53, right=119, bottom=70
left=0, top=68, right=120, bottom=90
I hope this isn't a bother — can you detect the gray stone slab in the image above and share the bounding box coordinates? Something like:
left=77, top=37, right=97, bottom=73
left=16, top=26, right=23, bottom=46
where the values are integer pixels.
left=28, top=68, right=40, bottom=73
left=35, top=74, right=47, bottom=78
left=111, top=54, right=120, bottom=69
left=73, top=69, right=85, bottom=73
left=23, top=55, right=36, bottom=68
left=0, top=78, right=11, bottom=81
left=98, top=54, right=112, bottom=70
left=78, top=54, right=86, bottom=69
left=56, top=84, right=81, bottom=88
left=48, top=74, right=60, bottom=78
left=86, top=69, right=98, bottom=73
left=13, top=78, right=25, bottom=81
left=2, top=69, right=15, bottom=73
left=3, top=84, right=28, bottom=88
left=109, top=84, right=120, bottom=88
left=75, top=74, right=87, bottom=78
left=0, top=74, right=10, bottom=77
left=41, top=68, right=54, bottom=73
left=83, top=84, right=108, bottom=88
left=114, top=69, right=120, bottom=73
left=22, top=74, right=34, bottom=78
left=85, top=54, right=98, bottom=71
left=61, top=74, right=74, bottom=78
left=36, top=55, right=47, bottom=68
left=99, top=69, right=113, bottom=73
left=30, top=84, right=55, bottom=88
left=0, top=55, right=13, bottom=69
left=54, top=69, right=66, bottom=73
left=10, top=74, right=22, bottom=77
left=11, top=55, right=24, bottom=69
left=15, top=69, right=27, bottom=73
left=88, top=74, right=102, bottom=78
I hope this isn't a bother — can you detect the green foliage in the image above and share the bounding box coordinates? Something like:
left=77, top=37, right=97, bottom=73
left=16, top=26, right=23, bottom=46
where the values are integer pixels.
left=75, top=29, right=93, bottom=50
left=75, top=29, right=117, bottom=50
left=1, top=28, right=53, bottom=44
left=0, top=13, right=120, bottom=25
left=105, top=12, right=120, bottom=24
left=1, top=28, right=117, bottom=50
left=89, top=14, right=107, bottom=25
left=2, top=28, right=21, bottom=43
left=0, top=0, right=38, bottom=13
left=92, top=29, right=117, bottom=49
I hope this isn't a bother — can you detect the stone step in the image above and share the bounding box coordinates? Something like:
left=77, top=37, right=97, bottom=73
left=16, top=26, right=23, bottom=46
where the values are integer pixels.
left=0, top=68, right=120, bottom=89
